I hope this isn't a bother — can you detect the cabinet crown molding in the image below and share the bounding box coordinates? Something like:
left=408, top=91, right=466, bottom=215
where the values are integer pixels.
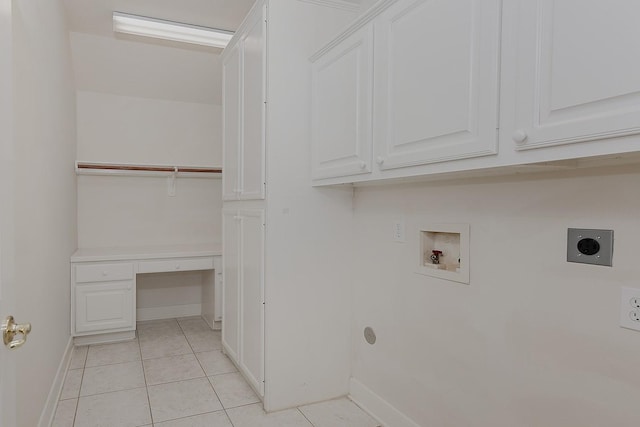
left=310, top=0, right=399, bottom=61
left=298, top=0, right=360, bottom=12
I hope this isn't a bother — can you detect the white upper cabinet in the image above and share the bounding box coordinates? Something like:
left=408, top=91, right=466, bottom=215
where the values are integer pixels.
left=312, top=0, right=640, bottom=185
left=374, top=0, right=501, bottom=170
left=222, top=5, right=266, bottom=200
left=502, top=0, right=640, bottom=151
left=310, top=25, right=374, bottom=180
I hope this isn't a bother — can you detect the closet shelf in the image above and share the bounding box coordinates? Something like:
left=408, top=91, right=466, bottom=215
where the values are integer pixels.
left=76, top=161, right=222, bottom=178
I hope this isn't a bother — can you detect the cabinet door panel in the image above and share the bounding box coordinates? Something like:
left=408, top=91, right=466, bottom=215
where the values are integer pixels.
left=507, top=0, right=640, bottom=150
left=311, top=25, right=373, bottom=180
left=223, top=46, right=241, bottom=200
left=75, top=281, right=134, bottom=333
left=222, top=210, right=240, bottom=361
left=374, top=0, right=500, bottom=169
left=239, top=6, right=266, bottom=200
left=238, top=209, right=265, bottom=396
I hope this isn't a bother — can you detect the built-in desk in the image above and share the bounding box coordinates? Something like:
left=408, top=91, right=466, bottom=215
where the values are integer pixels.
left=71, top=244, right=222, bottom=345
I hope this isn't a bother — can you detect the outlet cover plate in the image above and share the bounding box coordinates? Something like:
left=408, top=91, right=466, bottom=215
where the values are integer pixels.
left=567, top=228, right=613, bottom=266
left=620, top=287, right=640, bottom=332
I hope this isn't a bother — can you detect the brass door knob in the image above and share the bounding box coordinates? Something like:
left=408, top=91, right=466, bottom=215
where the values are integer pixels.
left=2, top=315, right=31, bottom=349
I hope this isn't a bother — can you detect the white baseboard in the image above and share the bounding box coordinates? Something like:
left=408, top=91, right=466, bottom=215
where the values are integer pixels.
left=137, top=303, right=201, bottom=321
left=38, top=337, right=74, bottom=427
left=73, top=331, right=136, bottom=346
left=349, top=378, right=421, bottom=427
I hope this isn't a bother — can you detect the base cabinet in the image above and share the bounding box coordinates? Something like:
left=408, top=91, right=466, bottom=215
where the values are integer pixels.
left=75, top=281, right=134, bottom=333
left=72, top=262, right=136, bottom=335
left=222, top=208, right=265, bottom=397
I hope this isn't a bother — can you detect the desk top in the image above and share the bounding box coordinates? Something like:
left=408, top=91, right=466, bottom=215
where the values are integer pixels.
left=71, top=243, right=222, bottom=263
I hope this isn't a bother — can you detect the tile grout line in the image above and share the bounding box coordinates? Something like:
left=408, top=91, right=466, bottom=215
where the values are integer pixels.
left=137, top=328, right=155, bottom=427
left=297, top=407, right=317, bottom=427
left=71, top=346, right=88, bottom=427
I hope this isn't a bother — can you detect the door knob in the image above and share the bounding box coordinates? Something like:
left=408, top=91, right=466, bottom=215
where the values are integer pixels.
left=512, top=129, right=528, bottom=144
left=2, top=316, right=32, bottom=349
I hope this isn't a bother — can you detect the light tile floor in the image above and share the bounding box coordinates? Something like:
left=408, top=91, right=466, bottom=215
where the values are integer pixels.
left=52, top=317, right=381, bottom=427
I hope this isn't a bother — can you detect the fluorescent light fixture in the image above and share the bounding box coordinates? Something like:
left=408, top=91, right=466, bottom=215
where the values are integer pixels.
left=113, top=12, right=234, bottom=48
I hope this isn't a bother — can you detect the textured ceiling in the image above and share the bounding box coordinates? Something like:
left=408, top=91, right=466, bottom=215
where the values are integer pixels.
left=61, top=0, right=362, bottom=104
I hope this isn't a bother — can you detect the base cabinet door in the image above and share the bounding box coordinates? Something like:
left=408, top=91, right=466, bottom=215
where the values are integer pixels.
left=237, top=209, right=265, bottom=396
left=374, top=0, right=501, bottom=170
left=222, top=208, right=265, bottom=396
left=75, top=281, right=134, bottom=333
left=222, top=209, right=241, bottom=361
left=503, top=0, right=640, bottom=151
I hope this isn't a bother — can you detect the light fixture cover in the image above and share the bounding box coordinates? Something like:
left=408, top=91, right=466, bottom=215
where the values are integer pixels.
left=113, top=12, right=234, bottom=48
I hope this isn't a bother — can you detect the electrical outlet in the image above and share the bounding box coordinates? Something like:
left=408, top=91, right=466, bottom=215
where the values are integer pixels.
left=620, top=287, right=640, bottom=332
left=393, top=220, right=405, bottom=242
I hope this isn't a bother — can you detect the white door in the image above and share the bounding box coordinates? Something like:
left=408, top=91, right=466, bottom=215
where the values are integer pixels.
left=503, top=0, right=640, bottom=150
left=374, top=0, right=501, bottom=169
left=238, top=209, right=264, bottom=396
left=238, top=4, right=266, bottom=201
left=0, top=0, right=16, bottom=424
left=222, top=209, right=240, bottom=361
left=311, top=24, right=374, bottom=180
left=222, top=44, right=242, bottom=201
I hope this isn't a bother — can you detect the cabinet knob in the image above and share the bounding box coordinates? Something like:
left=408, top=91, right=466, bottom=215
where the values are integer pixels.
left=376, top=156, right=385, bottom=165
left=102, top=271, right=107, bottom=276
left=175, top=265, right=181, bottom=270
left=359, top=161, right=367, bottom=170
left=512, top=129, right=528, bottom=144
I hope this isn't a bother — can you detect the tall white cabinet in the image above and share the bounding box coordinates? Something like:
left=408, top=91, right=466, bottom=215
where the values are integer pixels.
left=221, top=0, right=357, bottom=411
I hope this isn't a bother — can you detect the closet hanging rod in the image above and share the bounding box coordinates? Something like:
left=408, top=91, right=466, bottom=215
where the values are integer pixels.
left=76, top=161, right=222, bottom=175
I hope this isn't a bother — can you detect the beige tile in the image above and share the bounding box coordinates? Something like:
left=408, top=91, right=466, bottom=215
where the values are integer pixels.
left=75, top=387, right=151, bottom=427
left=85, top=339, right=141, bottom=367
left=80, top=361, right=145, bottom=396
left=140, top=334, right=193, bottom=360
left=143, top=353, right=205, bottom=385
left=60, top=369, right=83, bottom=400
left=185, top=330, right=222, bottom=352
left=52, top=398, right=77, bottom=427
left=209, top=372, right=260, bottom=409
left=137, top=318, right=183, bottom=339
left=177, top=316, right=212, bottom=334
left=298, top=398, right=380, bottom=427
left=226, top=403, right=312, bottom=427
left=148, top=377, right=223, bottom=423
left=154, top=410, right=233, bottom=427
left=195, top=351, right=237, bottom=376
left=69, top=346, right=88, bottom=370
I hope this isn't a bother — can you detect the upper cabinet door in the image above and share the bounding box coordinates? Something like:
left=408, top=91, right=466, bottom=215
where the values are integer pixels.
left=504, top=0, right=640, bottom=150
left=311, top=25, right=374, bottom=180
left=222, top=45, right=242, bottom=201
left=239, top=5, right=266, bottom=200
left=374, top=0, right=501, bottom=170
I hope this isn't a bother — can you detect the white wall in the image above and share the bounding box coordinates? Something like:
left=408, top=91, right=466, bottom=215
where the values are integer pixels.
left=77, top=91, right=221, bottom=166
left=71, top=34, right=223, bottom=313
left=351, top=167, right=640, bottom=427
left=11, top=1, right=77, bottom=426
